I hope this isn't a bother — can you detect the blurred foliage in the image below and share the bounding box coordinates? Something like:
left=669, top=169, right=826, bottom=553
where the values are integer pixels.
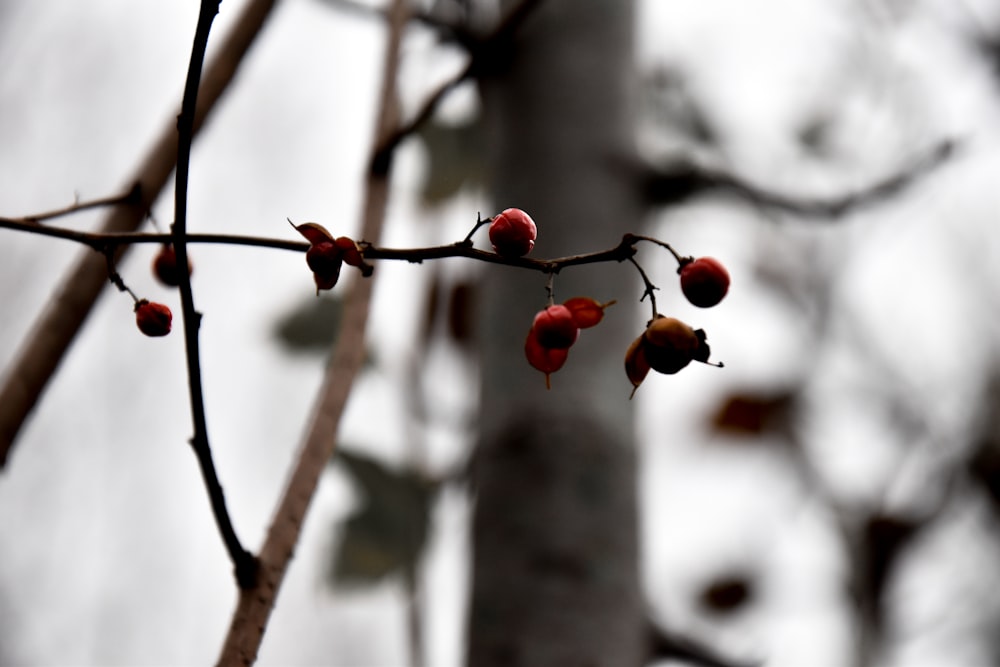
left=697, top=571, right=755, bottom=616
left=272, top=295, right=344, bottom=353
left=329, top=449, right=439, bottom=586
left=417, top=115, right=485, bottom=206
left=709, top=389, right=796, bottom=438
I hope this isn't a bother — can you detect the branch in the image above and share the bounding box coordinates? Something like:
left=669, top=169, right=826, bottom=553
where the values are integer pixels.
left=0, top=0, right=279, bottom=470
left=0, top=186, right=142, bottom=225
left=372, top=0, right=545, bottom=165
left=173, top=0, right=257, bottom=589
left=217, top=0, right=410, bottom=662
left=643, top=140, right=956, bottom=217
left=0, top=219, right=646, bottom=273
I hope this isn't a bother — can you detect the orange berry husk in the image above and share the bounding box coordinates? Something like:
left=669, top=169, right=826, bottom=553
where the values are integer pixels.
left=334, top=236, right=364, bottom=267
left=525, top=328, right=568, bottom=390
left=563, top=296, right=615, bottom=329
left=642, top=316, right=699, bottom=375
left=134, top=299, right=172, bottom=337
left=293, top=221, right=336, bottom=245
left=624, top=333, right=651, bottom=398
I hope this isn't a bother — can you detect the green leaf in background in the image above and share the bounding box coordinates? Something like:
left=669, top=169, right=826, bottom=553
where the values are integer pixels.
left=272, top=295, right=343, bottom=353
left=329, top=449, right=438, bottom=587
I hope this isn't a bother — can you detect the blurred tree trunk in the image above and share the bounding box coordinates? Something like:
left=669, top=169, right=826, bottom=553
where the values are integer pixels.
left=468, top=1, right=645, bottom=666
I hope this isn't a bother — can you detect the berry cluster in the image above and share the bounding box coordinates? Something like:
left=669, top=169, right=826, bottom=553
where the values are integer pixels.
left=286, top=207, right=730, bottom=396
left=124, top=244, right=196, bottom=338
left=525, top=297, right=615, bottom=389
left=294, top=221, right=371, bottom=294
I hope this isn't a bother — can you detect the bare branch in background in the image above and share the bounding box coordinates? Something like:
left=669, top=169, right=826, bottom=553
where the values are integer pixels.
left=642, top=140, right=955, bottom=217
left=0, top=0, right=280, bottom=470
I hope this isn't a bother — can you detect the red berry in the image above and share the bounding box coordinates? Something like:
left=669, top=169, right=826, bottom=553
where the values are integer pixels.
left=488, top=208, right=537, bottom=257
left=525, top=328, right=568, bottom=390
left=134, top=299, right=172, bottom=337
left=532, top=305, right=579, bottom=349
left=306, top=242, right=343, bottom=294
left=152, top=244, right=193, bottom=287
left=679, top=257, right=730, bottom=308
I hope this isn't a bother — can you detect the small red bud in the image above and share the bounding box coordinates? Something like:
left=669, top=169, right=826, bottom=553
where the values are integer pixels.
left=679, top=257, right=730, bottom=308
left=489, top=208, right=537, bottom=257
left=532, top=305, right=579, bottom=350
left=134, top=299, right=172, bottom=337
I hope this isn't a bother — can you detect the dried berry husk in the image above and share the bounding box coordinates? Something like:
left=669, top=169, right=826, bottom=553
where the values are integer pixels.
left=624, top=333, right=651, bottom=398
left=642, top=316, right=699, bottom=374
left=294, top=221, right=337, bottom=245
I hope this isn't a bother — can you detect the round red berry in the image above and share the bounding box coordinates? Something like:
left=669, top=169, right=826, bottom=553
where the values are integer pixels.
left=679, top=257, right=730, bottom=308
left=152, top=244, right=193, bottom=287
left=532, top=305, right=579, bottom=349
left=488, top=208, right=537, bottom=257
left=134, top=299, right=172, bottom=337
left=525, top=327, right=568, bottom=389
left=306, top=242, right=343, bottom=293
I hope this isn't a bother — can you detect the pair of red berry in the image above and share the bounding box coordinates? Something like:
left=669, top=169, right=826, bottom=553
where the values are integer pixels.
left=525, top=297, right=614, bottom=388
left=132, top=244, right=194, bottom=337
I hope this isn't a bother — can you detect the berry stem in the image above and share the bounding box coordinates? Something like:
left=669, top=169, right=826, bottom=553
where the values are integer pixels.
left=102, top=248, right=140, bottom=302
left=628, top=256, right=659, bottom=320
left=544, top=272, right=556, bottom=306
left=630, top=233, right=690, bottom=267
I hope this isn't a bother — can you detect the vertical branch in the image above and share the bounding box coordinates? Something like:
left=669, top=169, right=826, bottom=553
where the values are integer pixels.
left=173, top=0, right=257, bottom=588
left=216, top=0, right=408, bottom=663
left=0, top=0, right=279, bottom=469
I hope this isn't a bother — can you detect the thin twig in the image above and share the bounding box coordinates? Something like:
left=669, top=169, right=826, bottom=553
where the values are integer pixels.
left=1, top=186, right=142, bottom=225
left=643, top=140, right=956, bottom=218
left=628, top=256, right=659, bottom=319
left=217, top=0, right=410, bottom=663
left=373, top=0, right=545, bottom=163
left=173, top=0, right=257, bottom=589
left=0, top=0, right=280, bottom=470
